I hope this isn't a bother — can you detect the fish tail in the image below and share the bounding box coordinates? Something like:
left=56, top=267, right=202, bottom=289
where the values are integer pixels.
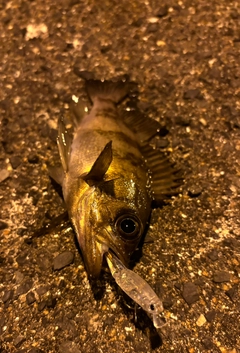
left=86, top=79, right=129, bottom=104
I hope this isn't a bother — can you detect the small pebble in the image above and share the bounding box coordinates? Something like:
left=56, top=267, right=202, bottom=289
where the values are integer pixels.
left=25, top=23, right=48, bottom=40
left=207, top=249, right=218, bottom=261
left=0, top=221, right=8, bottom=230
left=163, top=296, right=174, bottom=309
left=16, top=253, right=28, bottom=266
left=156, top=40, right=166, bottom=47
left=28, top=154, right=39, bottom=164
left=2, top=289, right=14, bottom=303
left=174, top=282, right=181, bottom=290
left=46, top=296, right=57, bottom=308
left=29, top=349, right=44, bottom=353
left=196, top=314, right=207, bottom=326
left=59, top=341, right=82, bottom=353
left=147, top=23, right=158, bottom=33
left=26, top=291, right=36, bottom=305
left=213, top=271, right=230, bottom=283
left=10, top=155, right=21, bottom=169
left=15, top=270, right=25, bottom=284
left=38, top=301, right=47, bottom=312
left=17, top=228, right=26, bottom=236
left=0, top=169, right=10, bottom=183
left=199, top=117, right=207, bottom=126
left=188, top=186, right=202, bottom=197
left=16, top=280, right=33, bottom=296
left=230, top=9, right=239, bottom=19
left=201, top=337, right=214, bottom=350
left=182, top=282, right=199, bottom=305
left=183, top=89, right=202, bottom=100
left=53, top=251, right=74, bottom=270
left=158, top=126, right=169, bottom=136
left=156, top=5, right=168, bottom=17
left=175, top=116, right=191, bottom=126
left=36, top=286, right=48, bottom=296
left=225, top=285, right=238, bottom=302
left=13, top=335, right=26, bottom=348
left=205, top=310, right=216, bottom=322
left=148, top=17, right=159, bottom=23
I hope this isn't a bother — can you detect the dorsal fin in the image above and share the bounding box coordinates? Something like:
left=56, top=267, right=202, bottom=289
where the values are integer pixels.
left=122, top=109, right=161, bottom=142
left=82, top=141, right=113, bottom=184
left=141, top=144, right=182, bottom=205
left=57, top=117, right=72, bottom=172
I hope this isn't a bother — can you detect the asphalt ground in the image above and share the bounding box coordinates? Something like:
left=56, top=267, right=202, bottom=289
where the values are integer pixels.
left=0, top=1, right=239, bottom=352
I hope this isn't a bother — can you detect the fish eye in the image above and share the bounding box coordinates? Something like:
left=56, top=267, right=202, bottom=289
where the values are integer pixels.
left=116, top=215, right=141, bottom=239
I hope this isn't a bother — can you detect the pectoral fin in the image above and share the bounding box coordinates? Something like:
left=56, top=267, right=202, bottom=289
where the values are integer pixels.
left=82, top=141, right=113, bottom=184
left=57, top=117, right=72, bottom=172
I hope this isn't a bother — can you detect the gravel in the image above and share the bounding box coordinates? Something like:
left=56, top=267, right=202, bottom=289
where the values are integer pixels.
left=0, top=0, right=239, bottom=352
left=53, top=251, right=75, bottom=271
left=182, top=282, right=200, bottom=305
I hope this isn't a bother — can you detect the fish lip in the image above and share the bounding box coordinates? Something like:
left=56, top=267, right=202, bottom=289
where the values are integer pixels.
left=83, top=232, right=129, bottom=278
left=96, top=240, right=109, bottom=256
left=95, top=240, right=127, bottom=270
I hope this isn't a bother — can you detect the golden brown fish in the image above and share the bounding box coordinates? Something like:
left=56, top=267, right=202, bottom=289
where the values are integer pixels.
left=50, top=79, right=179, bottom=278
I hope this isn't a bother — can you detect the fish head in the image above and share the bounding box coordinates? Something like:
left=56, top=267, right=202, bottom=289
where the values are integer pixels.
left=72, top=182, right=149, bottom=278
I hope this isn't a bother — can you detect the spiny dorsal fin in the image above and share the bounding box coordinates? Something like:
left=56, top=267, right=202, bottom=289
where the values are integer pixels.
left=57, top=117, right=72, bottom=172
left=122, top=109, right=161, bottom=142
left=86, top=79, right=130, bottom=104
left=141, top=144, right=182, bottom=205
left=82, top=141, right=113, bottom=184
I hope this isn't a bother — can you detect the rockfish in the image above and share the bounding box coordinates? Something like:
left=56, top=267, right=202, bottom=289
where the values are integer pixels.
left=50, top=79, right=179, bottom=278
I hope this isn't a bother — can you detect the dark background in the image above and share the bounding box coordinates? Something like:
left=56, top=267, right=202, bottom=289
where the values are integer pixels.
left=0, top=1, right=239, bottom=352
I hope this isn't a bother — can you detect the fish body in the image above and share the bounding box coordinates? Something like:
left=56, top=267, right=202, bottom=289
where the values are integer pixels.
left=52, top=78, right=179, bottom=278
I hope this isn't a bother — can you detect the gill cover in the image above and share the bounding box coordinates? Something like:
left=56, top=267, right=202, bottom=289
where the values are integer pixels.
left=75, top=141, right=114, bottom=278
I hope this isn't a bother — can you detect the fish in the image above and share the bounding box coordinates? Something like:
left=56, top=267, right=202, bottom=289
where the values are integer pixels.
left=49, top=78, right=180, bottom=278
left=105, top=250, right=166, bottom=329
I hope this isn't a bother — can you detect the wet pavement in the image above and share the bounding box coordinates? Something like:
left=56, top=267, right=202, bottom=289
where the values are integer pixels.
left=0, top=0, right=239, bottom=352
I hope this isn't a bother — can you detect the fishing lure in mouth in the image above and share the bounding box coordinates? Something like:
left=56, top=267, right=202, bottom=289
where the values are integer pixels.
left=49, top=77, right=180, bottom=278
left=105, top=250, right=166, bottom=329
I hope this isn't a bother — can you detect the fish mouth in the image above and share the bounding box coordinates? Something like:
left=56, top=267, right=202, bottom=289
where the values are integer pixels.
left=81, top=240, right=106, bottom=278
left=95, top=240, right=127, bottom=274
left=76, top=219, right=128, bottom=278
left=82, top=236, right=127, bottom=279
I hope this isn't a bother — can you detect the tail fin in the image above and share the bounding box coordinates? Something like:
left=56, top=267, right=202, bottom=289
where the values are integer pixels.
left=86, top=79, right=130, bottom=104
